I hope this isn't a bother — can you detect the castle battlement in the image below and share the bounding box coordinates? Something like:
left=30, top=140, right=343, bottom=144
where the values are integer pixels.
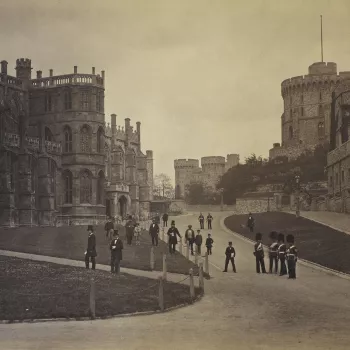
left=201, top=156, right=225, bottom=166
left=16, top=58, right=32, bottom=69
left=174, top=159, right=200, bottom=168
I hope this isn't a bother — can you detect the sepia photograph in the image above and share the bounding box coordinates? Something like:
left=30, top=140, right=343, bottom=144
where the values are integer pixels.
left=1, top=1, right=350, bottom=349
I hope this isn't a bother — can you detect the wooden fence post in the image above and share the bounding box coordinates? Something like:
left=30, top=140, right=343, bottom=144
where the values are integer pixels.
left=199, top=262, right=204, bottom=292
left=158, top=276, right=164, bottom=311
left=189, top=268, right=195, bottom=301
left=162, top=254, right=167, bottom=281
left=89, top=276, right=96, bottom=320
left=186, top=242, right=189, bottom=259
left=179, top=237, right=183, bottom=255
left=150, top=246, right=155, bottom=270
left=162, top=227, right=165, bottom=241
left=204, top=252, right=209, bottom=276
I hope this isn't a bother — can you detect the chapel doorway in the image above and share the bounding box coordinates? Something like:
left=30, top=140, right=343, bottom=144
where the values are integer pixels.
left=118, top=195, right=127, bottom=218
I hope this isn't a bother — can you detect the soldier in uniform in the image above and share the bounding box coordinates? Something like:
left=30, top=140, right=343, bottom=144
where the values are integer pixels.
left=268, top=231, right=279, bottom=274
left=286, top=234, right=298, bottom=279
left=253, top=232, right=266, bottom=273
left=110, top=230, right=124, bottom=274
left=195, top=229, right=203, bottom=255
left=85, top=225, right=97, bottom=270
left=198, top=213, right=205, bottom=229
left=205, top=233, right=214, bottom=255
left=223, top=241, right=236, bottom=273
left=167, top=220, right=182, bottom=254
left=247, top=213, right=255, bottom=233
left=207, top=213, right=213, bottom=230
left=277, top=233, right=287, bottom=276
left=185, top=224, right=195, bottom=255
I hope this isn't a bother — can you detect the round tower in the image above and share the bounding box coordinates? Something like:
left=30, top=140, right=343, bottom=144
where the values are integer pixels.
left=201, top=156, right=226, bottom=189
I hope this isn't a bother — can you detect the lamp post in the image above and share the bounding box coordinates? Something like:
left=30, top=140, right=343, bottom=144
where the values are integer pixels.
left=295, top=175, right=300, bottom=218
left=219, top=188, right=224, bottom=211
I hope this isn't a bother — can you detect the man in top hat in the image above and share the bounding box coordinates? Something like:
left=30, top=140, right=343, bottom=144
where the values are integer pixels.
left=206, top=213, right=213, bottom=230
left=149, top=218, right=160, bottom=246
left=185, top=224, right=195, bottom=255
left=223, top=241, right=236, bottom=273
left=253, top=232, right=266, bottom=273
left=125, top=216, right=135, bottom=245
left=277, top=233, right=287, bottom=276
left=286, top=234, right=298, bottom=279
left=195, top=229, right=203, bottom=256
left=268, top=231, right=279, bottom=274
left=198, top=213, right=204, bottom=229
left=167, top=220, right=182, bottom=254
left=85, top=225, right=97, bottom=270
left=110, top=230, right=124, bottom=274
left=247, top=213, right=255, bottom=233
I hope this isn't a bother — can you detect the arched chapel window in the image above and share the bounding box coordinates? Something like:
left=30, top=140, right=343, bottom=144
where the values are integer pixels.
left=80, top=125, right=91, bottom=153
left=64, top=126, right=72, bottom=153
left=80, top=170, right=92, bottom=204
left=63, top=170, right=73, bottom=204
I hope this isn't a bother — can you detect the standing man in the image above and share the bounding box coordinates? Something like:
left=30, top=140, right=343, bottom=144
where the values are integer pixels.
left=247, top=213, right=255, bottom=233
left=207, top=213, right=213, bottom=230
left=149, top=219, right=160, bottom=246
left=125, top=216, right=134, bottom=245
left=167, top=220, right=182, bottom=254
left=195, top=229, right=203, bottom=256
left=223, top=241, right=236, bottom=273
left=253, top=232, right=266, bottom=273
left=85, top=225, right=97, bottom=270
left=185, top=224, right=195, bottom=255
left=205, top=233, right=214, bottom=255
left=286, top=234, right=298, bottom=279
left=104, top=217, right=114, bottom=240
left=162, top=212, right=169, bottom=227
left=110, top=230, right=123, bottom=274
left=277, top=233, right=287, bottom=276
left=198, top=213, right=204, bottom=229
left=268, top=231, right=279, bottom=274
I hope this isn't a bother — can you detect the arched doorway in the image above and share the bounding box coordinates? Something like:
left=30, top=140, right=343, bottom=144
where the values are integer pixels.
left=118, top=195, right=128, bottom=218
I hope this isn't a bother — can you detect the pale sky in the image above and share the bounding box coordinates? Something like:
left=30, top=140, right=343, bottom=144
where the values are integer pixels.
left=1, top=0, right=350, bottom=183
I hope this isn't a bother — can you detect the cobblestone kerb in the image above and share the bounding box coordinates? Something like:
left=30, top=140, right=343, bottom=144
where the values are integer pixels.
left=220, top=214, right=350, bottom=282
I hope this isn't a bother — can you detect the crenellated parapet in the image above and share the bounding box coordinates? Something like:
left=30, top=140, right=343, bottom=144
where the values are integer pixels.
left=174, top=158, right=199, bottom=168
left=201, top=156, right=225, bottom=166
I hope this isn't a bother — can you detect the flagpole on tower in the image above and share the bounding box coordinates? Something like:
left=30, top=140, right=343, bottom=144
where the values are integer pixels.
left=321, top=15, right=324, bottom=62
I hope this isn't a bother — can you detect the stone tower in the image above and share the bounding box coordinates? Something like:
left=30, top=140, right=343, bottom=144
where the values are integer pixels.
left=174, top=159, right=200, bottom=199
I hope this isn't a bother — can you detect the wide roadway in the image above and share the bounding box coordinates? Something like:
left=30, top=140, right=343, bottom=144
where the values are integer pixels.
left=1, top=212, right=350, bottom=350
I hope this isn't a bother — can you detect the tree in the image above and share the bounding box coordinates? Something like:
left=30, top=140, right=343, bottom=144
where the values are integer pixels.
left=153, top=173, right=174, bottom=199
left=185, top=182, right=221, bottom=205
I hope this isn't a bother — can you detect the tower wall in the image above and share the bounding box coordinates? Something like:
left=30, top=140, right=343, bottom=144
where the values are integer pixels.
left=174, top=158, right=200, bottom=199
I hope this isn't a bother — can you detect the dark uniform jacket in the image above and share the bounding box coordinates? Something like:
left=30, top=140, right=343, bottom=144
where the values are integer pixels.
left=286, top=245, right=298, bottom=261
left=206, top=237, right=214, bottom=248
left=87, top=233, right=97, bottom=257
left=125, top=220, right=135, bottom=237
left=185, top=229, right=195, bottom=242
left=162, top=213, right=168, bottom=221
left=278, top=243, right=287, bottom=258
left=199, top=215, right=204, bottom=222
left=110, top=238, right=124, bottom=260
left=149, top=223, right=160, bottom=236
left=207, top=215, right=213, bottom=222
left=225, top=246, right=236, bottom=258
left=195, top=234, right=203, bottom=246
left=167, top=227, right=181, bottom=244
left=105, top=221, right=114, bottom=231
left=254, top=242, right=264, bottom=258
left=269, top=242, right=279, bottom=257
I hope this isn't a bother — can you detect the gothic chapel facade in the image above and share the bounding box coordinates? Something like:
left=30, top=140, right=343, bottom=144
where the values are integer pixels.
left=0, top=58, right=153, bottom=227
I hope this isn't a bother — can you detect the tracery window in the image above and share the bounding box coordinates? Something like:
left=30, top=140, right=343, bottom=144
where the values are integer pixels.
left=63, top=170, right=73, bottom=204
left=45, top=127, right=53, bottom=141
left=64, top=90, right=72, bottom=110
left=97, top=171, right=105, bottom=204
left=45, top=94, right=52, bottom=112
left=80, top=125, right=91, bottom=153
left=80, top=170, right=92, bottom=204
left=81, top=91, right=89, bottom=110
left=64, top=126, right=72, bottom=153
left=97, top=127, right=104, bottom=153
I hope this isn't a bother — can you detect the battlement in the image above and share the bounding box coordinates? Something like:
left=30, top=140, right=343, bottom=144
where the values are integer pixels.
left=308, top=62, right=337, bottom=75
left=16, top=58, right=32, bottom=69
left=174, top=159, right=199, bottom=168
left=201, top=156, right=226, bottom=166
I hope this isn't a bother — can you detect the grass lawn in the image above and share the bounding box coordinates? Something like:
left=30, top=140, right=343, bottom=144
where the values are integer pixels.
left=224, top=211, right=350, bottom=274
left=0, top=224, right=199, bottom=276
left=0, top=255, right=202, bottom=321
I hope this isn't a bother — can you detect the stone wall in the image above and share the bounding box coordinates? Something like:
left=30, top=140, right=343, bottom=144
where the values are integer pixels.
left=235, top=197, right=278, bottom=214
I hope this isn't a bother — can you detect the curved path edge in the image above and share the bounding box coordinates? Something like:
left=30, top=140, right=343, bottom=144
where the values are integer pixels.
left=219, top=213, right=350, bottom=282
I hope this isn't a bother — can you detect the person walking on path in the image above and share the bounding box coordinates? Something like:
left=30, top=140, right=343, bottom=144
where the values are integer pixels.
left=185, top=225, right=196, bottom=255
left=125, top=216, right=134, bottom=245
left=206, top=233, right=214, bottom=255
left=162, top=213, right=169, bottom=227
left=277, top=233, right=287, bottom=276
left=286, top=234, right=298, bottom=279
left=199, top=213, right=205, bottom=229
left=110, top=230, right=123, bottom=274
left=195, top=229, right=203, bottom=256
left=134, top=223, right=142, bottom=246
left=149, top=219, right=160, bottom=246
left=247, top=213, right=255, bottom=233
left=104, top=217, right=114, bottom=240
left=223, top=241, right=236, bottom=273
left=254, top=232, right=266, bottom=274
left=85, top=225, right=97, bottom=270
left=167, top=220, right=182, bottom=254
left=207, top=213, right=213, bottom=230
left=268, top=231, right=279, bottom=274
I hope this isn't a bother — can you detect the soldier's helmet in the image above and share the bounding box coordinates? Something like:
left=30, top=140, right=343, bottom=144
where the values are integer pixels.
left=269, top=231, right=278, bottom=240
left=255, top=232, right=262, bottom=241
left=87, top=225, right=94, bottom=232
left=171, top=220, right=175, bottom=226
left=286, top=234, right=295, bottom=244
left=277, top=233, right=285, bottom=242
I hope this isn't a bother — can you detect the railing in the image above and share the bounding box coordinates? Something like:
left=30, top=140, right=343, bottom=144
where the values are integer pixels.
left=0, top=74, right=23, bottom=87
left=26, top=136, right=40, bottom=150
left=45, top=140, right=62, bottom=154
left=4, top=133, right=20, bottom=147
left=30, top=73, right=104, bottom=88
